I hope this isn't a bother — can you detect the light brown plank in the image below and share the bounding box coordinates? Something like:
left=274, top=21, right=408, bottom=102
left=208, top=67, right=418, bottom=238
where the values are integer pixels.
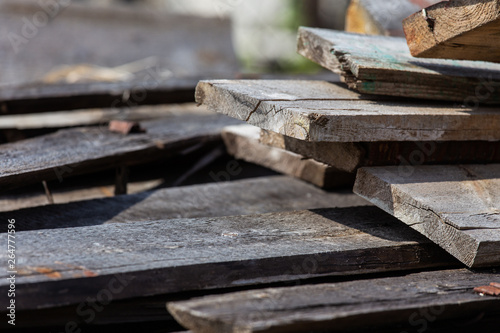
left=354, top=164, right=500, bottom=267
left=222, top=125, right=354, bottom=188
left=404, top=0, right=500, bottom=62
left=346, top=0, right=440, bottom=36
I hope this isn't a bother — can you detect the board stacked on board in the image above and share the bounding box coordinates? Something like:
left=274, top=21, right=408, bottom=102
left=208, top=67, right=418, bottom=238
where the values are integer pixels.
left=1, top=1, right=499, bottom=332
left=178, top=1, right=500, bottom=330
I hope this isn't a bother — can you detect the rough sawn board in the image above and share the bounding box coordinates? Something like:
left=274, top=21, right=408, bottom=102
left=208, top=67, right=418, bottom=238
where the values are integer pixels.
left=196, top=79, right=500, bottom=142
left=168, top=268, right=500, bottom=333
left=0, top=207, right=455, bottom=310
left=354, top=164, right=500, bottom=267
left=297, top=27, right=500, bottom=103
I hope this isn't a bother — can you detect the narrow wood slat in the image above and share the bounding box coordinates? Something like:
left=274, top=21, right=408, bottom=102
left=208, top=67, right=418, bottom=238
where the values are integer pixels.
left=0, top=112, right=241, bottom=192
left=297, top=27, right=500, bottom=103
left=168, top=268, right=500, bottom=333
left=0, top=176, right=369, bottom=231
left=260, top=129, right=500, bottom=173
left=0, top=104, right=209, bottom=129
left=222, top=125, right=354, bottom=188
left=404, top=0, right=500, bottom=62
left=196, top=79, right=500, bottom=142
left=354, top=164, right=500, bottom=267
left=346, top=0, right=440, bottom=36
left=0, top=207, right=456, bottom=311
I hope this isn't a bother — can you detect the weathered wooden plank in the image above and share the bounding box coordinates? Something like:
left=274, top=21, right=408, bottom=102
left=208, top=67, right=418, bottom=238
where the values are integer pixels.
left=0, top=78, right=199, bottom=114
left=0, top=112, right=241, bottom=192
left=0, top=207, right=456, bottom=311
left=404, top=0, right=500, bottom=62
left=354, top=164, right=500, bottom=267
left=0, top=103, right=209, bottom=129
left=196, top=80, right=500, bottom=142
left=260, top=129, right=500, bottom=173
left=0, top=176, right=369, bottom=231
left=168, top=268, right=500, bottom=333
left=297, top=27, right=500, bottom=103
left=222, top=125, right=354, bottom=188
left=346, top=0, right=440, bottom=36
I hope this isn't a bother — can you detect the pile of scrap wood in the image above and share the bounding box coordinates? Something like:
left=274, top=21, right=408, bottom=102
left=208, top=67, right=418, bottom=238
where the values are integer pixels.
left=0, top=1, right=499, bottom=332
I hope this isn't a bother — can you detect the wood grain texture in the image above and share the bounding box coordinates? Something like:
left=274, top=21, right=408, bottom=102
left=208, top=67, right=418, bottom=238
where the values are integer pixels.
left=0, top=77, right=199, bottom=114
left=298, top=27, right=500, bottom=103
left=222, top=125, right=354, bottom=188
left=0, top=176, right=369, bottom=231
left=0, top=207, right=456, bottom=311
left=260, top=129, right=500, bottom=173
left=196, top=79, right=500, bottom=142
left=404, top=0, right=500, bottom=62
left=0, top=103, right=209, bottom=129
left=168, top=268, right=500, bottom=333
left=0, top=113, right=241, bottom=192
left=346, top=0, right=440, bottom=36
left=354, top=164, right=500, bottom=267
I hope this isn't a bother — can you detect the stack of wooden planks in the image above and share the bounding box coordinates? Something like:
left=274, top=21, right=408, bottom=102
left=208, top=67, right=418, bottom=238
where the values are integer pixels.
left=169, top=2, right=500, bottom=332
left=1, top=1, right=499, bottom=332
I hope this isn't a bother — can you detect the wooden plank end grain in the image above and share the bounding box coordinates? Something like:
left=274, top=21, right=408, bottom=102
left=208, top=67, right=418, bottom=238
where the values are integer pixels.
left=354, top=164, right=500, bottom=267
left=403, top=0, right=500, bottom=62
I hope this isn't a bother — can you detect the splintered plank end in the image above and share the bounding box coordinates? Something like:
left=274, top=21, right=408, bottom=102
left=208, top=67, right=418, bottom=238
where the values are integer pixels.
left=403, top=0, right=500, bottom=62
left=354, top=164, right=500, bottom=267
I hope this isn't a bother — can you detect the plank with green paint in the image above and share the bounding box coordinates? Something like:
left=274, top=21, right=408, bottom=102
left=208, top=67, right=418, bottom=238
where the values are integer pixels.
left=298, top=27, right=500, bottom=103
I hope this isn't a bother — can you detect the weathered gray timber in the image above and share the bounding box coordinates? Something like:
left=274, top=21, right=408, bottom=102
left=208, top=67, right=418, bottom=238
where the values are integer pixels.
left=0, top=176, right=369, bottom=231
left=0, top=78, right=199, bottom=114
left=0, top=113, right=241, bottom=192
left=297, top=27, right=500, bottom=103
left=196, top=80, right=500, bottom=142
left=0, top=104, right=209, bottom=129
left=354, top=164, right=500, bottom=267
left=0, top=207, right=455, bottom=310
left=222, top=125, right=354, bottom=188
left=260, top=129, right=500, bottom=173
left=168, top=268, right=500, bottom=333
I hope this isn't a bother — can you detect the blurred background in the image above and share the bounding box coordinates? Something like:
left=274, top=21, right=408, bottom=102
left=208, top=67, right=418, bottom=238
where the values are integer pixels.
left=0, top=0, right=351, bottom=87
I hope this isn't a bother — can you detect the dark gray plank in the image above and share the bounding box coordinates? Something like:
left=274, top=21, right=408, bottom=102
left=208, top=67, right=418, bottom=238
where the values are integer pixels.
left=168, top=268, right=500, bottom=333
left=196, top=79, right=500, bottom=142
left=0, top=207, right=456, bottom=311
left=354, top=164, right=500, bottom=267
left=0, top=111, right=241, bottom=192
left=0, top=78, right=199, bottom=114
left=0, top=103, right=209, bottom=129
left=222, top=125, right=354, bottom=188
left=0, top=176, right=369, bottom=231
left=260, top=129, right=500, bottom=173
left=298, top=27, right=500, bottom=103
